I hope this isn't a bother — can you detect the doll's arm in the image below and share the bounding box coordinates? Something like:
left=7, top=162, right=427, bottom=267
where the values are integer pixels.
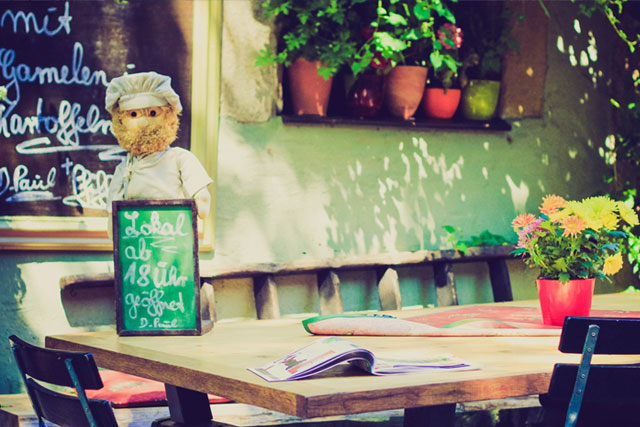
left=194, top=187, right=211, bottom=220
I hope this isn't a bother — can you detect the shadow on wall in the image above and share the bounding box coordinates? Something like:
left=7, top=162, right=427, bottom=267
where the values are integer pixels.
left=0, top=263, right=29, bottom=393
left=325, top=135, right=465, bottom=255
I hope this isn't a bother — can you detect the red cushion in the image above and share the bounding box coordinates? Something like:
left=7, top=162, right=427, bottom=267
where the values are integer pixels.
left=86, top=369, right=232, bottom=408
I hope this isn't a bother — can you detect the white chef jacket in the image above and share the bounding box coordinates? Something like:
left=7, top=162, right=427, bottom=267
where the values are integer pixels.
left=107, top=147, right=212, bottom=209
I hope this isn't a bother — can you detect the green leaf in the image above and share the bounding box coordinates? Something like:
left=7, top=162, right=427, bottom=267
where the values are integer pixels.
left=413, top=3, right=431, bottom=20
left=558, top=273, right=570, bottom=284
left=384, top=12, right=407, bottom=26
left=403, top=28, right=421, bottom=41
left=442, top=225, right=457, bottom=234
left=430, top=51, right=443, bottom=69
left=375, top=32, right=408, bottom=53
left=611, top=98, right=621, bottom=108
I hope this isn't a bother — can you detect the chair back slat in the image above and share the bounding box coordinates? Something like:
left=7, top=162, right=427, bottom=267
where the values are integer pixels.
left=27, top=378, right=118, bottom=427
left=558, top=317, right=640, bottom=354
left=9, top=335, right=117, bottom=427
left=546, top=364, right=640, bottom=403
left=10, top=335, right=103, bottom=389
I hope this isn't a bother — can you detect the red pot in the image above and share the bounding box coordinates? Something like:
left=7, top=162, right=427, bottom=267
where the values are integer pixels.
left=384, top=65, right=428, bottom=120
left=536, top=278, right=595, bottom=326
left=422, top=87, right=461, bottom=119
left=287, top=58, right=333, bottom=116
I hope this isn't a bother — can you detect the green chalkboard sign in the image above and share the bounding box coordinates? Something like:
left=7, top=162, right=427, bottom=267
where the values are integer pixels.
left=113, top=199, right=211, bottom=336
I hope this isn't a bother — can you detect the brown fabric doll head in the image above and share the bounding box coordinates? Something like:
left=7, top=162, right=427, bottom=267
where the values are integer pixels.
left=110, top=105, right=180, bottom=155
left=105, top=71, right=183, bottom=156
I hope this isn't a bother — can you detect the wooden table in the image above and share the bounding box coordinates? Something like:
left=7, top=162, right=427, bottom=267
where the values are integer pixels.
left=45, top=293, right=640, bottom=427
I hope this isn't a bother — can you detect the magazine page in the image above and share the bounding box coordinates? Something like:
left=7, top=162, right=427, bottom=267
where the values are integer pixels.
left=249, top=337, right=479, bottom=382
left=249, top=336, right=373, bottom=382
left=351, top=355, right=478, bottom=375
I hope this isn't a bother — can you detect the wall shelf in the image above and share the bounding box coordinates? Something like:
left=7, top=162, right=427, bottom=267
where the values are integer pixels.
left=281, top=114, right=511, bottom=132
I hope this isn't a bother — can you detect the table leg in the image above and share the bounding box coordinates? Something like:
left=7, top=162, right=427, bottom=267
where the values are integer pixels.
left=152, top=384, right=215, bottom=427
left=403, top=404, right=456, bottom=427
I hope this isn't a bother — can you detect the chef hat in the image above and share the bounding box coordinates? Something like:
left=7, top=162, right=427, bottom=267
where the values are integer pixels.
left=105, top=71, right=182, bottom=114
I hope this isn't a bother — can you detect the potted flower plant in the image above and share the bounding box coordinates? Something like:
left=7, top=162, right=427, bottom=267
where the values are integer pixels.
left=454, top=1, right=515, bottom=120
left=512, top=194, right=639, bottom=326
left=422, top=22, right=463, bottom=119
left=256, top=0, right=367, bottom=116
left=352, top=0, right=459, bottom=120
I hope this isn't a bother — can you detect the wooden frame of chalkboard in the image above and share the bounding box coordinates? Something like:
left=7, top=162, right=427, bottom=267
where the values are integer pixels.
left=0, top=1, right=221, bottom=252
left=113, top=199, right=212, bottom=336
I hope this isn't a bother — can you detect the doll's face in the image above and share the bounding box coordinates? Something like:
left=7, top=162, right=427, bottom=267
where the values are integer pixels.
left=111, top=105, right=180, bottom=156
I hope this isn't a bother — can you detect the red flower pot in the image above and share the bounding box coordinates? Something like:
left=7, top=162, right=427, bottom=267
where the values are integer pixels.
left=422, top=87, right=461, bottom=119
left=384, top=65, right=428, bottom=120
left=536, top=278, right=595, bottom=326
left=287, top=58, right=333, bottom=116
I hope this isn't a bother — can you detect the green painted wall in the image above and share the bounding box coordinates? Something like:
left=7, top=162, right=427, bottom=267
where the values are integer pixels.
left=0, top=1, right=635, bottom=394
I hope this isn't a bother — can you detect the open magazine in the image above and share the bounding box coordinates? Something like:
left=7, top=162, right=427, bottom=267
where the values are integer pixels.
left=248, top=336, right=478, bottom=382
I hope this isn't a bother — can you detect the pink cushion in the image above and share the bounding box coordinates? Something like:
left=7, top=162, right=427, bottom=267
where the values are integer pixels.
left=86, top=369, right=232, bottom=408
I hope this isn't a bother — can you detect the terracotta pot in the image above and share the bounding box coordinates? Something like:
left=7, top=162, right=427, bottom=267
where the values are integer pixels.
left=287, top=58, right=333, bottom=116
left=422, top=87, right=461, bottom=119
left=384, top=65, right=428, bottom=119
left=347, top=73, right=385, bottom=118
left=536, top=278, right=595, bottom=326
left=460, top=79, right=501, bottom=120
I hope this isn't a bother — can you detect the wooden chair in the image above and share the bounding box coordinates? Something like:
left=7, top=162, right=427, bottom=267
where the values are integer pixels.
left=9, top=334, right=118, bottom=427
left=538, top=317, right=640, bottom=427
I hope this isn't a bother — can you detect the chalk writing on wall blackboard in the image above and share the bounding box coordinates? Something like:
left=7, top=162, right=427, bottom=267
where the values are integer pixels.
left=113, top=199, right=205, bottom=336
left=0, top=1, right=192, bottom=218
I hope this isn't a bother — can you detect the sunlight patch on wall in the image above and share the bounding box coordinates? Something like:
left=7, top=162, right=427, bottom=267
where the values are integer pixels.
left=537, top=179, right=545, bottom=193
left=568, top=149, right=578, bottom=159
left=557, top=35, right=565, bottom=53
left=587, top=31, right=598, bottom=62
left=483, top=142, right=490, bottom=151
left=541, top=153, right=549, bottom=166
left=565, top=172, right=571, bottom=182
left=400, top=152, right=411, bottom=184
left=482, top=167, right=489, bottom=180
left=599, top=134, right=617, bottom=165
left=573, top=19, right=581, bottom=34
left=580, top=50, right=589, bottom=67
left=568, top=45, right=578, bottom=66
left=506, top=174, right=530, bottom=214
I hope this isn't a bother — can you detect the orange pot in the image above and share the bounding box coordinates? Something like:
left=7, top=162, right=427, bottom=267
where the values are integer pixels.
left=384, top=65, right=428, bottom=119
left=536, top=278, right=595, bottom=326
left=287, top=58, right=333, bottom=116
left=422, top=87, right=461, bottom=119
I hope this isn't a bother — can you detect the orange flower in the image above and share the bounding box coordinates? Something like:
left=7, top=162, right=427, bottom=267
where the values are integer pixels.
left=512, top=213, right=538, bottom=230
left=540, top=194, right=567, bottom=216
left=561, top=215, right=587, bottom=237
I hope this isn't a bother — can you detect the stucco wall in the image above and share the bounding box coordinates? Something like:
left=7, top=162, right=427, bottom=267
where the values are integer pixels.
left=0, top=1, right=635, bottom=394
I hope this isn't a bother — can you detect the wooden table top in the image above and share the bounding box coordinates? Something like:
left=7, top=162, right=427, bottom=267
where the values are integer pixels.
left=46, top=293, right=640, bottom=419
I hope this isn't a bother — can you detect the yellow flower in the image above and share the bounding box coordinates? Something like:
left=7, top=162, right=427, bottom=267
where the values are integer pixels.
left=512, top=213, right=537, bottom=230
left=561, top=216, right=587, bottom=237
left=618, top=202, right=640, bottom=226
left=574, top=196, right=618, bottom=230
left=602, top=252, right=623, bottom=275
left=540, top=194, right=567, bottom=216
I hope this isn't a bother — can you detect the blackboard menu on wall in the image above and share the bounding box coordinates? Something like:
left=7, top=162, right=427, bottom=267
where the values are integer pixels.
left=113, top=199, right=211, bottom=336
left=0, top=1, right=193, bottom=219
